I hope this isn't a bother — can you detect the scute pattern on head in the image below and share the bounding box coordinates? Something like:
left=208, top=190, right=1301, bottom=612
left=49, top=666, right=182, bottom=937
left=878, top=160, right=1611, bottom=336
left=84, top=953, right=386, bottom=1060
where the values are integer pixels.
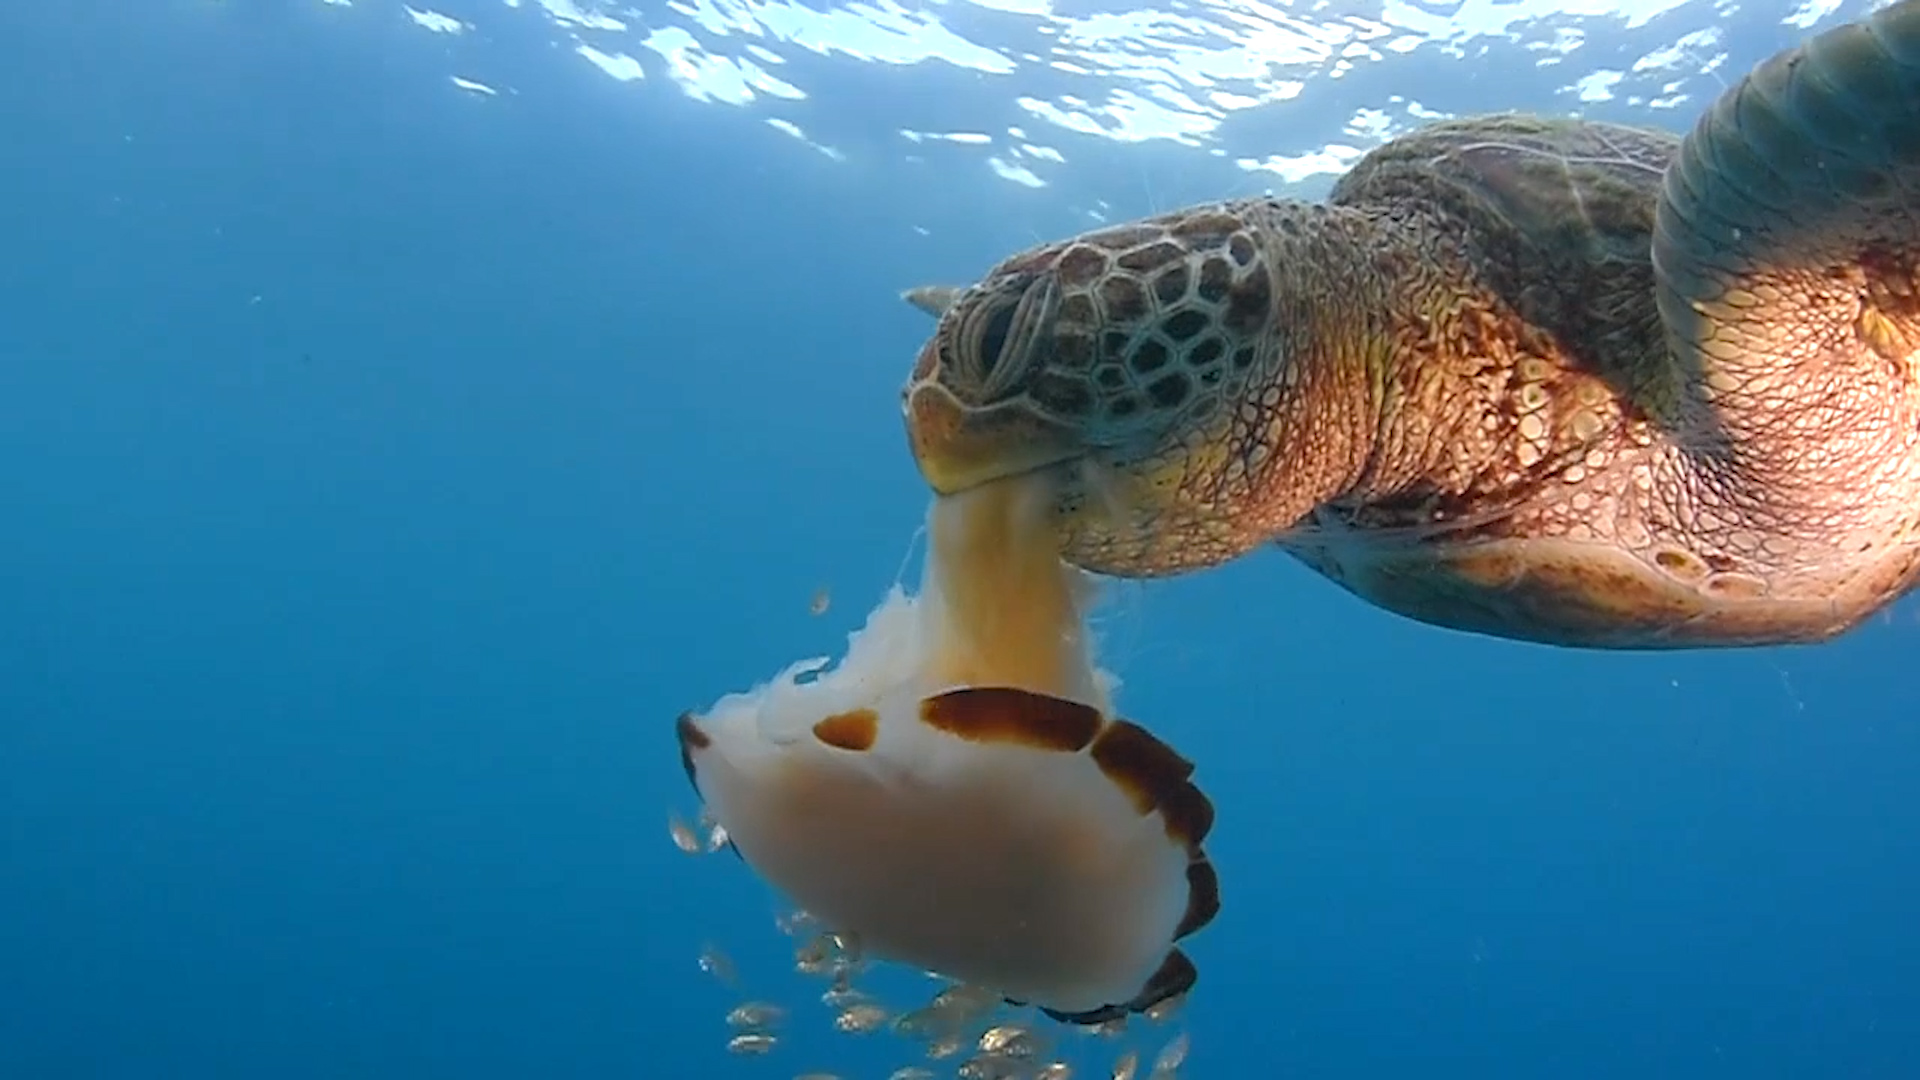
left=910, top=207, right=1278, bottom=442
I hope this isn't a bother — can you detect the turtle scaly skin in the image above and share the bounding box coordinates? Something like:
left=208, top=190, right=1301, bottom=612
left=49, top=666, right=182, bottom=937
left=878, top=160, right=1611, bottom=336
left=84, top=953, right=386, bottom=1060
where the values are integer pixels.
left=901, top=1, right=1920, bottom=649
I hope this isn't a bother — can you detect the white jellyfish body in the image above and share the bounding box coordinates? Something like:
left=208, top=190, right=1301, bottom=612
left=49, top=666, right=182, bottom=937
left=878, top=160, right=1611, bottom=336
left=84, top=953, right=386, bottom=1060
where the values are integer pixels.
left=676, top=478, right=1219, bottom=1023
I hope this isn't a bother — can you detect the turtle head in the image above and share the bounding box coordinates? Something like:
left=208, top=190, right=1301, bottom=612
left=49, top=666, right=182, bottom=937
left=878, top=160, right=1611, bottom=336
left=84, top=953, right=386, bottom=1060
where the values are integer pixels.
left=900, top=269, right=1092, bottom=497
left=900, top=208, right=1280, bottom=573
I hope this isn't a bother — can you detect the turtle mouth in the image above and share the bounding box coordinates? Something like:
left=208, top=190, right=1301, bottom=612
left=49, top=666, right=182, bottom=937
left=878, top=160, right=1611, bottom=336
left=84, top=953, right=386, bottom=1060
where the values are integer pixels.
left=904, top=381, right=1086, bottom=496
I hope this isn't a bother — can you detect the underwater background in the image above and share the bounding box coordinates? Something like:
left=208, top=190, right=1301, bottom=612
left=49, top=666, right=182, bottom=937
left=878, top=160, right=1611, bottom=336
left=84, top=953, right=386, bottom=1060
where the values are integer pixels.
left=4, top=0, right=1919, bottom=1076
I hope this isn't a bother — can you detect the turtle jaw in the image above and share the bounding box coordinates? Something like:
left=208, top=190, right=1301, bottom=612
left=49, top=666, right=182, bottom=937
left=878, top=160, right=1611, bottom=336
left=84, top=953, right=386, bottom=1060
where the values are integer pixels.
left=904, top=380, right=1087, bottom=496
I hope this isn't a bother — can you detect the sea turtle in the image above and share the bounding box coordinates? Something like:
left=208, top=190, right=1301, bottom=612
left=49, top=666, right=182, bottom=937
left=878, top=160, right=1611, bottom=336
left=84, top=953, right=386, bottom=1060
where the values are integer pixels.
left=900, top=0, right=1920, bottom=649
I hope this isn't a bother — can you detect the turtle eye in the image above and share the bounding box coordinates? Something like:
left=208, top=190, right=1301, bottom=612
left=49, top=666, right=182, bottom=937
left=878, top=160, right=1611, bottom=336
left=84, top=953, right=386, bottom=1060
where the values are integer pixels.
left=975, top=303, right=1017, bottom=382
left=956, top=291, right=1021, bottom=395
left=989, top=277, right=1064, bottom=398
left=950, top=273, right=1059, bottom=402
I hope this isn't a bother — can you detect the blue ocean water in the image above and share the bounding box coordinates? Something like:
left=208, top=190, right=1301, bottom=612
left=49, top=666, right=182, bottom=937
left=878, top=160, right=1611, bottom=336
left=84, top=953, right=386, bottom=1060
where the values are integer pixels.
left=3, top=1, right=1918, bottom=1077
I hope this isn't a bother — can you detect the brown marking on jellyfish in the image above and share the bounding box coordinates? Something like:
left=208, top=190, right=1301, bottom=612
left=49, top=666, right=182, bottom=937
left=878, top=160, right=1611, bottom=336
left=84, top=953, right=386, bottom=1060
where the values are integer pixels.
left=1175, top=858, right=1221, bottom=941
left=676, top=713, right=710, bottom=792
left=811, top=708, right=880, bottom=751
left=918, top=687, right=1103, bottom=752
left=1126, top=948, right=1198, bottom=1014
left=1090, top=718, right=1216, bottom=846
left=1158, top=781, right=1217, bottom=851
left=1039, top=1000, right=1126, bottom=1026
left=1020, top=717, right=1218, bottom=1026
left=1037, top=949, right=1200, bottom=1026
left=1088, top=720, right=1196, bottom=813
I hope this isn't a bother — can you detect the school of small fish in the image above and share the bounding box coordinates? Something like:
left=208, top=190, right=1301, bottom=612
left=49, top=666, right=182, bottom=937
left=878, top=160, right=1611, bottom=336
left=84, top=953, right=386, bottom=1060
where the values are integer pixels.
left=674, top=789, right=1193, bottom=1079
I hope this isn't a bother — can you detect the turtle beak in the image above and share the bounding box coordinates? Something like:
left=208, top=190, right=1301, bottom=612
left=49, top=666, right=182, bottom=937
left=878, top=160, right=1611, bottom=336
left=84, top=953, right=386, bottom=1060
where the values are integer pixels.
left=904, top=379, right=1084, bottom=495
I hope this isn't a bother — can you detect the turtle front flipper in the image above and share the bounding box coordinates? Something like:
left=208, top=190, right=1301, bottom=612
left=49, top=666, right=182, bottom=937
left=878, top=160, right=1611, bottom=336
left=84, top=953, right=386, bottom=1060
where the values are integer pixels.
left=1653, top=0, right=1920, bottom=454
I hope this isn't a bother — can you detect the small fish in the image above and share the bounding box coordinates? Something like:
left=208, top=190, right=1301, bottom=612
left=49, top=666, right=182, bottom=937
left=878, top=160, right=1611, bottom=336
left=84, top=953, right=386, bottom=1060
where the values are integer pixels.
left=775, top=909, right=818, bottom=937
left=892, top=1004, right=964, bottom=1040
left=697, top=944, right=738, bottom=987
left=928, top=983, right=999, bottom=1020
left=793, top=931, right=837, bottom=976
left=667, top=813, right=703, bottom=854
left=828, top=930, right=864, bottom=962
left=926, top=1033, right=968, bottom=1060
left=726, top=1002, right=788, bottom=1031
left=810, top=587, right=832, bottom=616
left=1110, top=1048, right=1139, bottom=1080
left=821, top=984, right=872, bottom=1010
left=727, top=1032, right=778, bottom=1056
left=979, top=1023, right=1044, bottom=1058
left=1142, top=993, right=1186, bottom=1024
left=957, top=1052, right=1025, bottom=1080
left=1151, top=1032, right=1190, bottom=1073
left=833, top=1002, right=890, bottom=1034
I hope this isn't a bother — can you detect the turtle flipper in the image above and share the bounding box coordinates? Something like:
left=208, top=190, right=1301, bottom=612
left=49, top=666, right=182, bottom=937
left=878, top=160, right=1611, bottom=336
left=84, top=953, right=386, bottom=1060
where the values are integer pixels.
left=1653, top=0, right=1920, bottom=412
left=902, top=284, right=965, bottom=319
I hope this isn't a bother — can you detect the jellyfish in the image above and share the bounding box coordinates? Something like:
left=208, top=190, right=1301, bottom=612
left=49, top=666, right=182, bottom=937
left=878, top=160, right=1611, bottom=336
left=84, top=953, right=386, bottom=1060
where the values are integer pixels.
left=675, top=475, right=1219, bottom=1025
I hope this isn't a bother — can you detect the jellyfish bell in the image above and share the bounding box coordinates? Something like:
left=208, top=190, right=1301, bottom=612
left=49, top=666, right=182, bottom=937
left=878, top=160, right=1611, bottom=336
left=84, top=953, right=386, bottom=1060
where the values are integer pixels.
left=675, top=476, right=1220, bottom=1025
left=676, top=685, right=1214, bottom=1023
